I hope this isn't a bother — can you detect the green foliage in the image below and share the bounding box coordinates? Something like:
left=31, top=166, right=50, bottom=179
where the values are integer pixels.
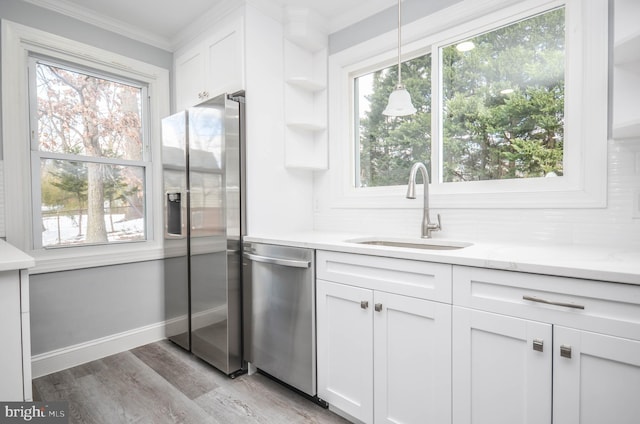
left=359, top=54, right=432, bottom=187
left=358, top=7, right=565, bottom=186
left=48, top=160, right=87, bottom=210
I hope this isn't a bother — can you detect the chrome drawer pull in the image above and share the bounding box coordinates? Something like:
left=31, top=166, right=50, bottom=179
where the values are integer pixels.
left=533, top=339, right=544, bottom=352
left=560, top=345, right=572, bottom=359
left=522, top=295, right=585, bottom=310
left=361, top=301, right=369, bottom=310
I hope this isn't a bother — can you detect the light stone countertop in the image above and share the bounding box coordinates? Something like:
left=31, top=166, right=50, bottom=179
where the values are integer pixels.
left=244, top=231, right=640, bottom=286
left=0, top=239, right=35, bottom=272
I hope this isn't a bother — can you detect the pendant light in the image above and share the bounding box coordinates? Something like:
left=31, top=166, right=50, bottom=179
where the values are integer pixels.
left=382, top=0, right=416, bottom=117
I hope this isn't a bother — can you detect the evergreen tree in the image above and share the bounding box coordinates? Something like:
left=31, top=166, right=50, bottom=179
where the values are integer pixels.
left=359, top=7, right=565, bottom=186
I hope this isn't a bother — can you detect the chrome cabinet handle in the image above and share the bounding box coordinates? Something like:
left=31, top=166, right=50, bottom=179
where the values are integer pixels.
left=361, top=301, right=369, bottom=309
left=374, top=303, right=383, bottom=312
left=522, top=295, right=585, bottom=310
left=560, top=345, right=572, bottom=359
left=242, top=253, right=310, bottom=268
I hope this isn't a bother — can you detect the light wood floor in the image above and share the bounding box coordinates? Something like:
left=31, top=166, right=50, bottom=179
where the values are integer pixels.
left=33, top=340, right=350, bottom=424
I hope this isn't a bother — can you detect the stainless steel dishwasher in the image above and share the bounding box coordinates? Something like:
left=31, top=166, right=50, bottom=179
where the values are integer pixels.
left=242, top=242, right=319, bottom=399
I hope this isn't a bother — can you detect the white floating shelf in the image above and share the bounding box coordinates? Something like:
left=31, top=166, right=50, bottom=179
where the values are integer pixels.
left=286, top=122, right=326, bottom=132
left=612, top=118, right=640, bottom=140
left=284, top=162, right=329, bottom=171
left=614, top=30, right=640, bottom=66
left=286, top=77, right=326, bottom=92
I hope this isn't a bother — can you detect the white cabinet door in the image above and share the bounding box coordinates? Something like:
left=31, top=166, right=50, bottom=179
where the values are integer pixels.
left=174, top=21, right=244, bottom=112
left=175, top=47, right=206, bottom=111
left=205, top=28, right=243, bottom=99
left=453, top=307, right=552, bottom=424
left=553, top=327, right=640, bottom=424
left=317, top=279, right=374, bottom=423
left=374, top=292, right=451, bottom=424
left=0, top=271, right=25, bottom=400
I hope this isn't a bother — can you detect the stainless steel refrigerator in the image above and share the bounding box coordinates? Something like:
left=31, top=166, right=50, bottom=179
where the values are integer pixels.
left=162, top=93, right=245, bottom=376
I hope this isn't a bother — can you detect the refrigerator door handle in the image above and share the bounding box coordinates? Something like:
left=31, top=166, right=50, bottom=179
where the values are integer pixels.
left=243, top=253, right=310, bottom=269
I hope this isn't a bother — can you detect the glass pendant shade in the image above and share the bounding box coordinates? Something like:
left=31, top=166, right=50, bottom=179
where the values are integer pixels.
left=383, top=0, right=415, bottom=117
left=383, top=84, right=416, bottom=116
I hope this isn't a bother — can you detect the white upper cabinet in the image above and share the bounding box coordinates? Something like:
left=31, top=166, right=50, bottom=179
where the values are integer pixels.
left=175, top=18, right=244, bottom=111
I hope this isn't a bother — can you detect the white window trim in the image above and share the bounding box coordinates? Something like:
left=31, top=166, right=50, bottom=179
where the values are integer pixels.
left=1, top=20, right=170, bottom=274
left=327, top=0, right=608, bottom=210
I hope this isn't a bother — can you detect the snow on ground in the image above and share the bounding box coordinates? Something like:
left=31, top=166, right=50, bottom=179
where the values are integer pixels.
left=42, top=213, right=144, bottom=246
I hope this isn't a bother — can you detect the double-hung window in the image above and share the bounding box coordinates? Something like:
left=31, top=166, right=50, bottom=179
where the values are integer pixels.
left=29, top=57, right=150, bottom=248
left=330, top=0, right=607, bottom=209
left=2, top=21, right=169, bottom=272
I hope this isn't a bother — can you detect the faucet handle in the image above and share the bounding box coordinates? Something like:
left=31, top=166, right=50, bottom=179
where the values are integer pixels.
left=428, top=213, right=442, bottom=231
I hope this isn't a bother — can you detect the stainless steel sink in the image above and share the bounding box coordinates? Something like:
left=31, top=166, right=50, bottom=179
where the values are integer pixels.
left=346, top=237, right=472, bottom=250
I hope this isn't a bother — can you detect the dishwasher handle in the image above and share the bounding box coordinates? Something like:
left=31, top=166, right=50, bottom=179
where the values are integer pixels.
left=243, top=252, right=311, bottom=269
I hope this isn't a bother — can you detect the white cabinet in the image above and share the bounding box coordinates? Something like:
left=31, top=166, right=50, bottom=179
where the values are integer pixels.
left=453, top=307, right=552, bottom=424
left=312, top=248, right=640, bottom=424
left=317, top=280, right=374, bottom=422
left=373, top=291, right=451, bottom=424
left=553, top=327, right=640, bottom=424
left=174, top=19, right=244, bottom=111
left=0, top=269, right=32, bottom=401
left=452, top=265, right=640, bottom=424
left=316, top=251, right=452, bottom=424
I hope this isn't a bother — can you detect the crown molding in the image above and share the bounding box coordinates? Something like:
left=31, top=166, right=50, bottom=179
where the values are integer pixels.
left=170, top=0, right=245, bottom=51
left=22, top=0, right=173, bottom=51
left=21, top=0, right=408, bottom=52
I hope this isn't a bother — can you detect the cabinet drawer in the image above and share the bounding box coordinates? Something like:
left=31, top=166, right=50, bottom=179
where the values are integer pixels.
left=317, top=251, right=451, bottom=303
left=453, top=266, right=640, bottom=340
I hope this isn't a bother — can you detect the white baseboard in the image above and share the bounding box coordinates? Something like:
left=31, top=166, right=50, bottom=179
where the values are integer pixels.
left=31, top=321, right=166, bottom=379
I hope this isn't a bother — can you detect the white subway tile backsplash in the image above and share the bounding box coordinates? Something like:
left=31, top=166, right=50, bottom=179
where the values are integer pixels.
left=315, top=139, right=640, bottom=249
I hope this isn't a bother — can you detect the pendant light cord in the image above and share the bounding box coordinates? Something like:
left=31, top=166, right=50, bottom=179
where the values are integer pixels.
left=397, top=0, right=402, bottom=87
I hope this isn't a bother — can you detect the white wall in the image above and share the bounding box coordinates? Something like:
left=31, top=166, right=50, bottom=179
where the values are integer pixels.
left=244, top=3, right=315, bottom=235
left=313, top=0, right=640, bottom=250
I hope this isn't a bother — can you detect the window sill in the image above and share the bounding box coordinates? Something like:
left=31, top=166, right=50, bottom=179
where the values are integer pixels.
left=329, top=172, right=607, bottom=210
left=28, top=242, right=166, bottom=274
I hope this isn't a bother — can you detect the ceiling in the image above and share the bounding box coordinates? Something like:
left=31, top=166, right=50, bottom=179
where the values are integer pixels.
left=24, top=0, right=397, bottom=51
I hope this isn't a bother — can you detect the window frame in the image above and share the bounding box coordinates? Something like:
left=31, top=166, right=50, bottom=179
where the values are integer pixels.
left=327, top=0, right=608, bottom=210
left=2, top=20, right=169, bottom=273
left=28, top=56, right=152, bottom=250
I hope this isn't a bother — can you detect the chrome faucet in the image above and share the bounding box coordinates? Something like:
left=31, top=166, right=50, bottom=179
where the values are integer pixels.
left=406, top=162, right=441, bottom=238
